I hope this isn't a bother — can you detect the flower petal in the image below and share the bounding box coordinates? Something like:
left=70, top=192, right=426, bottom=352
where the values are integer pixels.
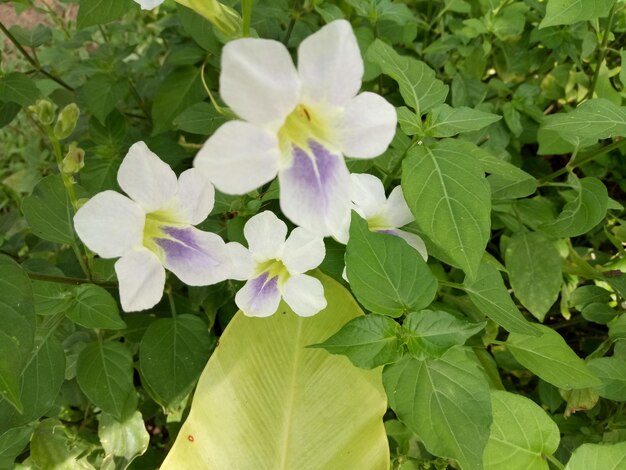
left=282, top=273, right=326, bottom=317
left=220, top=38, right=300, bottom=127
left=297, top=20, right=363, bottom=106
left=175, top=169, right=215, bottom=225
left=281, top=227, right=325, bottom=274
left=225, top=242, right=254, bottom=281
left=340, top=92, right=397, bottom=159
left=380, top=229, right=428, bottom=261
left=154, top=226, right=230, bottom=286
left=117, top=141, right=178, bottom=212
left=385, top=185, right=414, bottom=228
left=74, top=191, right=144, bottom=258
left=134, top=0, right=164, bottom=9
left=351, top=173, right=388, bottom=221
left=243, top=211, right=287, bottom=261
left=235, top=272, right=282, bottom=317
left=194, top=121, right=280, bottom=195
left=279, top=140, right=351, bottom=243
left=115, top=248, right=166, bottom=312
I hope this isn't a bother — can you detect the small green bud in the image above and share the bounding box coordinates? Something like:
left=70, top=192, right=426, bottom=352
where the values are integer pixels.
left=175, top=0, right=242, bottom=38
left=28, top=99, right=56, bottom=125
left=54, top=103, right=80, bottom=139
left=62, top=142, right=85, bottom=175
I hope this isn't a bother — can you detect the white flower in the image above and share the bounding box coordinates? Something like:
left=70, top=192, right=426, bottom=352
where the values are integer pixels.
left=74, top=141, right=242, bottom=312
left=232, top=211, right=327, bottom=318
left=194, top=20, right=397, bottom=243
left=351, top=173, right=428, bottom=260
left=133, top=0, right=164, bottom=9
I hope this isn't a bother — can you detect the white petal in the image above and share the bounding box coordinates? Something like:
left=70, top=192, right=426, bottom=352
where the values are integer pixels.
left=225, top=242, right=254, bottom=281
left=279, top=140, right=351, bottom=243
left=385, top=185, right=414, bottom=228
left=351, top=173, right=388, bottom=221
left=154, top=226, right=230, bottom=286
left=282, top=274, right=327, bottom=317
left=220, top=38, right=300, bottom=127
left=235, top=272, right=282, bottom=317
left=243, top=211, right=287, bottom=261
left=382, top=229, right=428, bottom=261
left=281, top=227, right=325, bottom=274
left=115, top=248, right=165, bottom=312
left=73, top=191, right=144, bottom=259
left=175, top=169, right=215, bottom=225
left=134, top=0, right=164, bottom=9
left=117, top=141, right=178, bottom=212
left=194, top=121, right=280, bottom=195
left=340, top=92, right=397, bottom=159
left=297, top=20, right=363, bottom=106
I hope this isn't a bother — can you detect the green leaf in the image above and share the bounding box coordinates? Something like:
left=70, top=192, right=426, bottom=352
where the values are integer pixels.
left=0, top=72, right=40, bottom=107
left=424, top=104, right=501, bottom=137
left=98, top=411, right=150, bottom=469
left=565, top=441, right=626, bottom=470
left=80, top=74, right=129, bottom=124
left=139, top=315, right=214, bottom=408
left=8, top=25, right=52, bottom=47
left=173, top=102, right=228, bottom=135
left=383, top=348, right=492, bottom=470
left=312, top=314, right=403, bottom=369
left=0, top=331, right=23, bottom=413
left=540, top=177, right=608, bottom=238
left=0, top=424, right=35, bottom=468
left=0, top=100, right=21, bottom=128
left=22, top=175, right=76, bottom=244
left=540, top=0, right=617, bottom=28
left=570, top=285, right=612, bottom=311
left=177, top=4, right=221, bottom=52
left=346, top=213, right=438, bottom=317
left=474, top=151, right=537, bottom=200
left=30, top=419, right=95, bottom=470
left=77, top=341, right=136, bottom=421
left=483, top=390, right=560, bottom=470
left=403, top=310, right=485, bottom=359
left=464, top=262, right=539, bottom=335
left=507, top=325, right=601, bottom=390
left=402, top=140, right=491, bottom=278
left=396, top=106, right=423, bottom=135
left=161, top=274, right=389, bottom=469
left=151, top=67, right=206, bottom=134
left=32, top=281, right=74, bottom=316
left=587, top=357, right=626, bottom=401
left=505, top=231, right=562, bottom=321
left=366, top=39, right=448, bottom=115
left=66, top=284, right=126, bottom=330
left=77, top=0, right=136, bottom=29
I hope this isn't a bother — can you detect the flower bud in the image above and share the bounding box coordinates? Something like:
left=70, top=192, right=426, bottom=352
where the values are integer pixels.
left=175, top=0, right=242, bottom=38
left=28, top=99, right=56, bottom=125
left=62, top=142, right=85, bottom=175
left=54, top=103, right=80, bottom=139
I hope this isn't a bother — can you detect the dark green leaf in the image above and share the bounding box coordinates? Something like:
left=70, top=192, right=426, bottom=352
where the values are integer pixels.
left=173, top=102, right=228, bottom=135
left=80, top=74, right=129, bottom=124
left=0, top=331, right=23, bottom=413
left=77, top=0, right=136, bottom=29
left=424, top=104, right=501, bottom=137
left=588, top=357, right=626, bottom=401
left=66, top=284, right=126, bottom=330
left=541, top=0, right=617, bottom=28
left=8, top=25, right=52, bottom=47
left=0, top=72, right=40, bottom=107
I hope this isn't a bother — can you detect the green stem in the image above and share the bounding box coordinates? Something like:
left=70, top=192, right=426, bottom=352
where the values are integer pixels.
left=283, top=0, right=301, bottom=45
left=546, top=454, right=565, bottom=470
left=241, top=0, right=252, bottom=37
left=128, top=79, right=151, bottom=122
left=166, top=284, right=177, bottom=317
left=27, top=271, right=117, bottom=288
left=200, top=61, right=226, bottom=115
left=586, top=4, right=617, bottom=100
left=438, top=279, right=465, bottom=290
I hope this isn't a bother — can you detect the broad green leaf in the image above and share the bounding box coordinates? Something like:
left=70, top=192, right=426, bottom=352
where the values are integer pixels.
left=151, top=67, right=206, bottom=134
left=587, top=357, right=626, bottom=401
left=313, top=314, right=403, bottom=369
left=367, top=39, right=448, bottom=115
left=569, top=285, right=612, bottom=310
left=581, top=303, right=617, bottom=324
left=505, top=231, right=562, bottom=321
left=22, top=175, right=75, bottom=244
left=540, top=177, right=608, bottom=238
left=177, top=4, right=221, bottom=51
left=424, top=104, right=501, bottom=137
left=30, top=419, right=95, bottom=470
left=8, top=25, right=51, bottom=47
left=173, top=102, right=228, bottom=135
left=77, top=341, right=136, bottom=421
left=483, top=390, right=560, bottom=470
left=609, top=315, right=626, bottom=341
left=0, top=101, right=21, bottom=128
left=77, top=0, right=136, bottom=29
left=80, top=74, right=129, bottom=124
left=383, top=347, right=492, bottom=470
left=162, top=274, right=389, bottom=469
left=507, top=325, right=601, bottom=390
left=402, top=140, right=491, bottom=278
left=0, top=424, right=35, bottom=468
left=0, top=331, right=23, bottom=413
left=396, top=106, right=423, bottom=135
left=0, top=72, right=40, bottom=107
left=98, top=411, right=150, bottom=470
left=346, top=213, right=438, bottom=317
left=540, top=0, right=617, bottom=28
left=474, top=151, right=537, bottom=200
left=32, top=281, right=74, bottom=316
left=66, top=284, right=126, bottom=330
left=139, top=315, right=214, bottom=408
left=464, top=263, right=539, bottom=335
left=565, top=441, right=626, bottom=470
left=403, top=310, right=485, bottom=359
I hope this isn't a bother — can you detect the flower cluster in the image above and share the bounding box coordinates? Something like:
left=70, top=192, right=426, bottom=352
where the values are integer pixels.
left=74, top=20, right=422, bottom=318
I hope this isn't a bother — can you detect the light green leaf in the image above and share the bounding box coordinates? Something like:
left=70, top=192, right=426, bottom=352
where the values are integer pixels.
left=367, top=39, right=448, bottom=115
left=483, top=390, right=560, bottom=470
left=173, top=102, right=228, bottom=135
left=540, top=177, right=608, bottom=238
left=541, top=99, right=626, bottom=141
left=396, top=106, right=423, bottom=136
left=505, top=231, right=562, bottom=321
left=475, top=151, right=537, bottom=200
left=98, top=411, right=150, bottom=470
left=30, top=419, right=95, bottom=470
left=77, top=341, right=136, bottom=421
left=312, top=314, right=403, bottom=369
left=77, top=0, right=136, bottom=29
left=139, top=315, right=214, bottom=408
left=587, top=357, right=626, bottom=401
left=424, top=104, right=501, bottom=137
left=403, top=310, right=485, bottom=359
left=383, top=347, right=492, bottom=470
left=346, top=213, right=438, bottom=317
left=8, top=25, right=51, bottom=48
left=66, top=284, right=126, bottom=330
left=540, top=0, right=617, bottom=28
left=565, top=441, right=626, bottom=470
left=80, top=74, right=129, bottom=124
left=507, top=325, right=601, bottom=390
left=402, top=140, right=491, bottom=278
left=0, top=72, right=40, bottom=107
left=161, top=274, right=389, bottom=469
left=32, top=281, right=74, bottom=316
left=464, top=262, right=539, bottom=335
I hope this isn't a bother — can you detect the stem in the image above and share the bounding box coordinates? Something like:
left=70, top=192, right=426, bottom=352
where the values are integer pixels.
left=166, top=284, right=177, bottom=317
left=283, top=0, right=301, bottom=45
left=200, top=61, right=225, bottom=114
left=128, top=80, right=151, bottom=121
left=586, top=4, right=616, bottom=100
left=26, top=272, right=117, bottom=288
left=438, top=279, right=465, bottom=290
left=546, top=454, right=565, bottom=470
left=241, top=0, right=252, bottom=37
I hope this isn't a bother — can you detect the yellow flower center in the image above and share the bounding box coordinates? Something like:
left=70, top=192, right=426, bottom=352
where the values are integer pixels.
left=142, top=209, right=184, bottom=254
left=255, top=258, right=290, bottom=286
